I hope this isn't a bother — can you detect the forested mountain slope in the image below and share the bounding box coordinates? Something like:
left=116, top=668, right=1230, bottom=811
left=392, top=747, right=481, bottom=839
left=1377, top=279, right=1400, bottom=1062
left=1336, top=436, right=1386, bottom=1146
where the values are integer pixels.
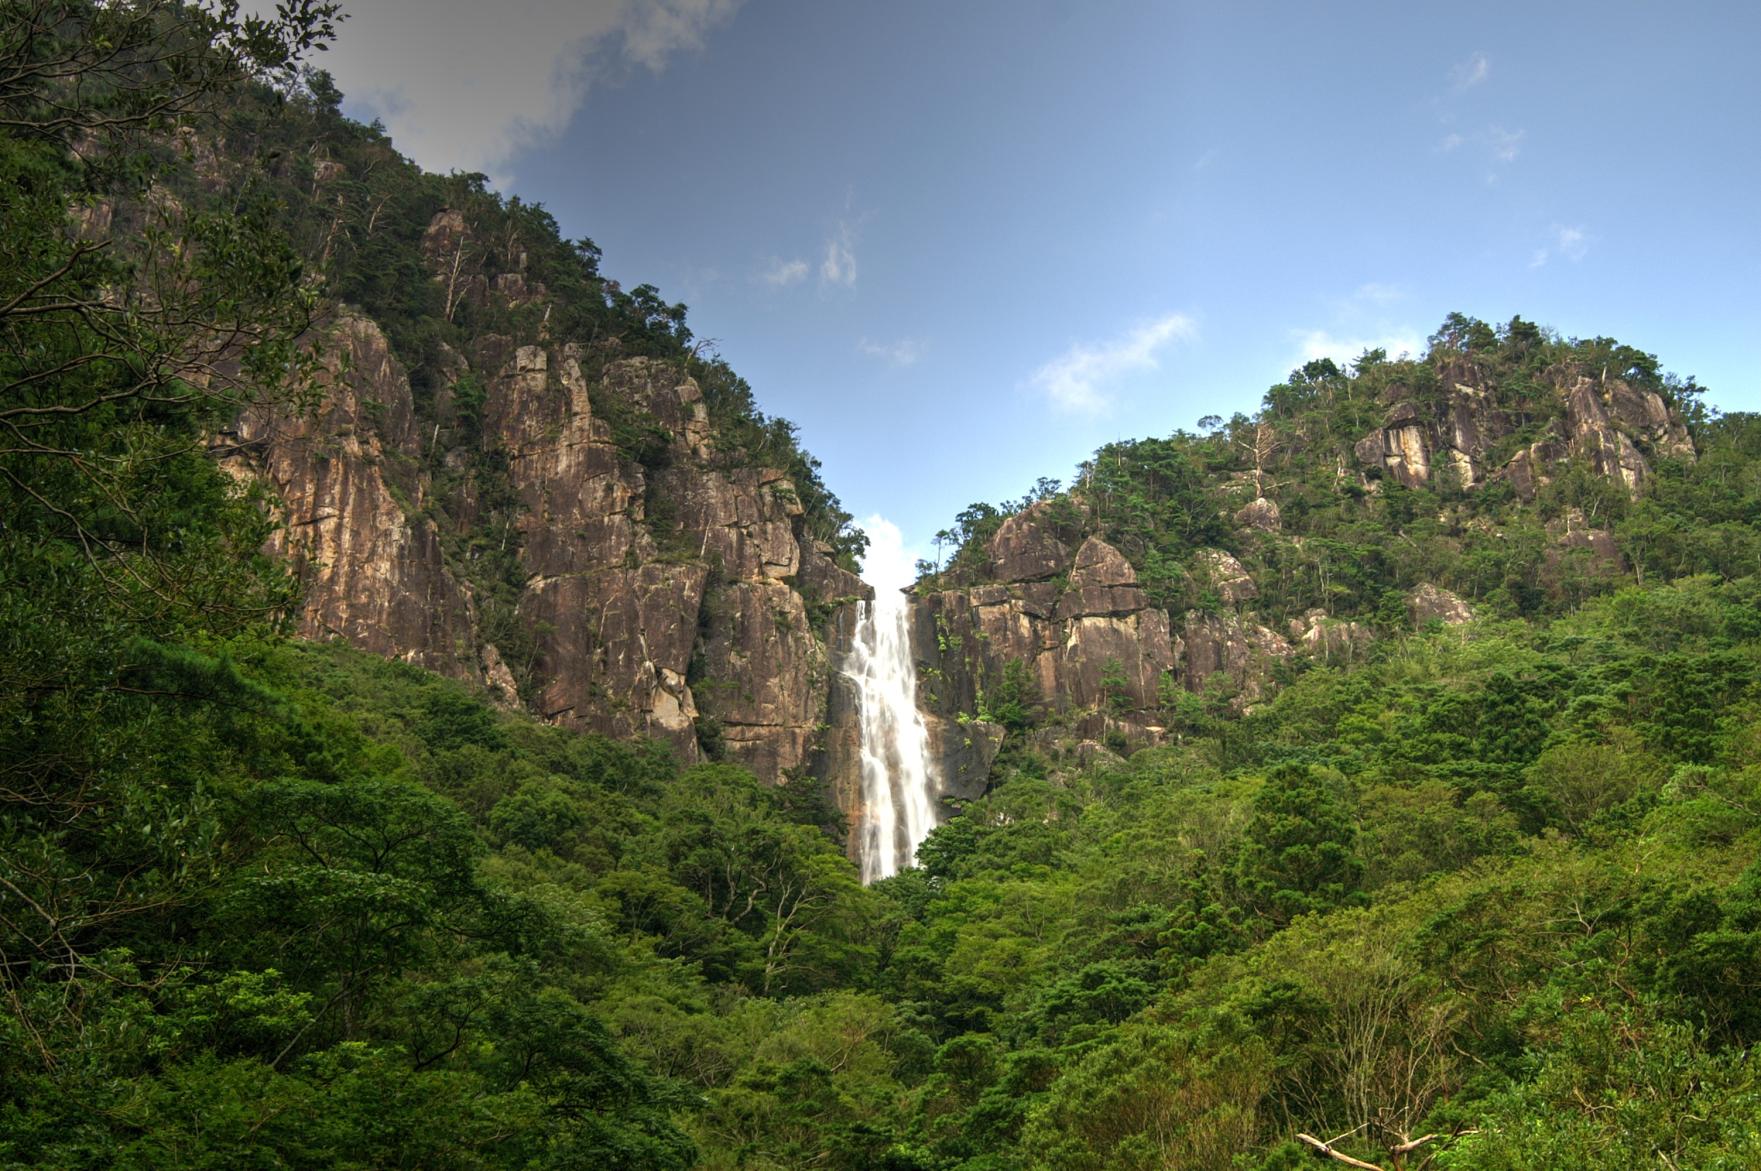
left=913, top=316, right=1753, bottom=773
left=193, top=51, right=875, bottom=793
left=30, top=5, right=874, bottom=792
left=3, top=4, right=1759, bottom=1169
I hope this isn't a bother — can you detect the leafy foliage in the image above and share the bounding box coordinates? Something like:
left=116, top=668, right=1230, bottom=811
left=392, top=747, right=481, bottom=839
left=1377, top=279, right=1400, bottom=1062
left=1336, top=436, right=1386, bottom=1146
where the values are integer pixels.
left=5, top=5, right=1761, bottom=1169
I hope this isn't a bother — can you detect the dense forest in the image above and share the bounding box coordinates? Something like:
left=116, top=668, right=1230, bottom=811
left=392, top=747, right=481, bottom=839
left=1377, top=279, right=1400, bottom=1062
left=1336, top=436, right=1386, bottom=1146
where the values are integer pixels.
left=4, top=3, right=1759, bottom=1169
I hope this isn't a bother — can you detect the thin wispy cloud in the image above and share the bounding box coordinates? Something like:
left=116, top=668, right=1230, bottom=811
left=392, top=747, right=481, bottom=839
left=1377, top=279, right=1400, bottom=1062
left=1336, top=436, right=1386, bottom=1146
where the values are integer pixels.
left=1433, top=51, right=1523, bottom=174
left=1192, top=148, right=1219, bottom=172
left=282, top=0, right=742, bottom=185
left=1530, top=225, right=1590, bottom=269
left=1450, top=51, right=1490, bottom=90
left=858, top=337, right=926, bottom=367
left=1487, top=125, right=1525, bottom=163
left=821, top=223, right=858, bottom=287
left=1351, top=282, right=1405, bottom=306
left=760, top=257, right=808, bottom=286
left=1292, top=328, right=1423, bottom=372
left=1030, top=313, right=1196, bottom=415
left=1439, top=125, right=1526, bottom=176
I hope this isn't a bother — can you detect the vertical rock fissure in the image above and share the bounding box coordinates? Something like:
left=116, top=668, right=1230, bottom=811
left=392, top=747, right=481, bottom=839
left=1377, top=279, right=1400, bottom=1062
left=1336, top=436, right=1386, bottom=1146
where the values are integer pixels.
left=844, top=590, right=939, bottom=882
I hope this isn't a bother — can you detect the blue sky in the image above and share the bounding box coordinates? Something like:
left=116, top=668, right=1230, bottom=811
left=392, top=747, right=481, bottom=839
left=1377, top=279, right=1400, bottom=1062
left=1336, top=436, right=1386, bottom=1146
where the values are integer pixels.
left=319, top=0, right=1761, bottom=572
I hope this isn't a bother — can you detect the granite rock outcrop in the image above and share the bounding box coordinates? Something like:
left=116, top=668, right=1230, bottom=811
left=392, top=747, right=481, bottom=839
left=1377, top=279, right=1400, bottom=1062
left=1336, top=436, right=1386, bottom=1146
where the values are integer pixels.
left=230, top=316, right=479, bottom=679
left=1353, top=369, right=1693, bottom=497
left=231, top=216, right=870, bottom=798
left=912, top=520, right=1300, bottom=756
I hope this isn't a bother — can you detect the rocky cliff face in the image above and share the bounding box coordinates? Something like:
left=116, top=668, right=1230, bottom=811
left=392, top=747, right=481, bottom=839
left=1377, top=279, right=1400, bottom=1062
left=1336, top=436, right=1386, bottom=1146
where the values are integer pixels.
left=912, top=506, right=1295, bottom=758
left=1354, top=366, right=1694, bottom=497
left=912, top=358, right=1696, bottom=786
left=233, top=179, right=1700, bottom=821
left=231, top=210, right=870, bottom=796
left=230, top=316, right=481, bottom=681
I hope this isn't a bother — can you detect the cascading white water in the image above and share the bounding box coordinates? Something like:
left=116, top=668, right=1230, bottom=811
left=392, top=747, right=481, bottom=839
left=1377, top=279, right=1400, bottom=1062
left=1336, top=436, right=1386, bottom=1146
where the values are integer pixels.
left=844, top=589, right=940, bottom=883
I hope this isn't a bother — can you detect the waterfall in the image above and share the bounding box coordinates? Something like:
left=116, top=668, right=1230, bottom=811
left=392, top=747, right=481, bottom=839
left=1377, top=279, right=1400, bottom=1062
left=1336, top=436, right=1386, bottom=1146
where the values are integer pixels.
left=844, top=589, right=939, bottom=882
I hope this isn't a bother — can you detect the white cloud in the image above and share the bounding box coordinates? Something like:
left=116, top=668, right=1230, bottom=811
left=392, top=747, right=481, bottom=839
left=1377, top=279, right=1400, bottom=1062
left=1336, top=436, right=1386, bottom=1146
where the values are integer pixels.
left=1192, top=148, right=1219, bottom=171
left=858, top=515, right=921, bottom=593
left=1451, top=51, right=1490, bottom=90
left=1487, top=125, right=1525, bottom=163
left=1292, top=328, right=1423, bottom=371
left=1030, top=313, right=1196, bottom=415
left=1351, top=282, right=1405, bottom=306
left=292, top=0, right=741, bottom=184
left=821, top=224, right=858, bottom=287
left=1446, top=125, right=1524, bottom=177
left=761, top=257, right=808, bottom=286
left=1530, top=224, right=1591, bottom=269
left=858, top=337, right=926, bottom=367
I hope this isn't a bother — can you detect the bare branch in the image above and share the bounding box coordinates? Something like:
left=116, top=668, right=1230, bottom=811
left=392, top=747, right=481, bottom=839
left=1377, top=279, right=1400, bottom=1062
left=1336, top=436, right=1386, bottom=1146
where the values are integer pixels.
left=1298, top=1134, right=1386, bottom=1171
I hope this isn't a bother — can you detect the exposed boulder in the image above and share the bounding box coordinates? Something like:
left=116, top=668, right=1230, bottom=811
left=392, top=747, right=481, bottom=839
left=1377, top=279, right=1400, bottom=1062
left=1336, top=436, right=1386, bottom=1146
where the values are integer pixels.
left=1056, top=536, right=1150, bottom=618
left=1357, top=370, right=1691, bottom=500
left=1354, top=387, right=1489, bottom=490
left=923, top=713, right=1005, bottom=801
left=697, top=581, right=826, bottom=781
left=1440, top=381, right=1510, bottom=475
left=1355, top=421, right=1435, bottom=489
left=986, top=501, right=1075, bottom=583
left=914, top=533, right=1174, bottom=751
left=607, top=356, right=714, bottom=460
left=1351, top=383, right=1505, bottom=489
left=1407, top=583, right=1474, bottom=627
left=1289, top=609, right=1373, bottom=663
left=800, top=541, right=867, bottom=599
left=1547, top=508, right=1626, bottom=579
left=1071, top=534, right=1136, bottom=586
left=1062, top=609, right=1177, bottom=711
left=1195, top=548, right=1258, bottom=606
left=421, top=208, right=487, bottom=313
left=1603, top=378, right=1695, bottom=459
left=1497, top=438, right=1568, bottom=501
left=1496, top=375, right=1695, bottom=500
left=815, top=671, right=867, bottom=838
left=492, top=348, right=845, bottom=776
left=663, top=465, right=803, bottom=582
left=913, top=587, right=1055, bottom=716
left=1234, top=496, right=1282, bottom=532
left=1179, top=611, right=1294, bottom=704
left=1562, top=377, right=1652, bottom=493
left=480, top=643, right=521, bottom=708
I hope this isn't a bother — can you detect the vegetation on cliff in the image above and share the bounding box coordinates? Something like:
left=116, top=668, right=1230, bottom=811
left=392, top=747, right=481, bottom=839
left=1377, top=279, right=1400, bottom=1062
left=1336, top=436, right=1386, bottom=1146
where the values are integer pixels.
left=913, top=312, right=1753, bottom=741
left=209, top=51, right=866, bottom=574
left=4, top=4, right=1759, bottom=1170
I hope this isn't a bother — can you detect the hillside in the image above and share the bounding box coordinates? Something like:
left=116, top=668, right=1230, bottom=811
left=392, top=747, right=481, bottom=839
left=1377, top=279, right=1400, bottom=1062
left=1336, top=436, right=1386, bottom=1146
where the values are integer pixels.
left=188, top=53, right=876, bottom=797
left=12, top=3, right=888, bottom=826
left=3, top=5, right=1760, bottom=1170
left=911, top=317, right=1755, bottom=776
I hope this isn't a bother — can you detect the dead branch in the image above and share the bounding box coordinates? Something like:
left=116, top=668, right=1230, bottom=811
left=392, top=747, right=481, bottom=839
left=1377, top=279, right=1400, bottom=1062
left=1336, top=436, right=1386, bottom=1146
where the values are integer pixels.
left=1297, top=1134, right=1386, bottom=1171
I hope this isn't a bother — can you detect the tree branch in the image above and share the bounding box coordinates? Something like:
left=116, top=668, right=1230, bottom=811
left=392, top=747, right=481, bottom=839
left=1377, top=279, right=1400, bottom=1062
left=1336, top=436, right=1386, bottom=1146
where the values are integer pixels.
left=1297, top=1134, right=1386, bottom=1171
